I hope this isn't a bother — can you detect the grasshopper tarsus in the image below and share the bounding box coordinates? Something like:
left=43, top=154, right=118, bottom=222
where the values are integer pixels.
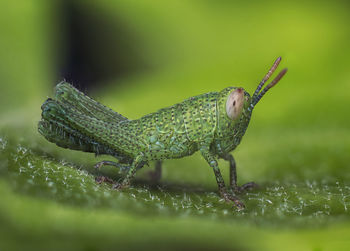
left=95, top=175, right=115, bottom=185
left=230, top=181, right=259, bottom=194
left=238, top=182, right=259, bottom=192
left=221, top=191, right=245, bottom=210
left=112, top=182, right=129, bottom=190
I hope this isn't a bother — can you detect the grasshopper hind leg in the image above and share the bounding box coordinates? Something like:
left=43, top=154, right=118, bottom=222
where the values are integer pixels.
left=94, top=155, right=146, bottom=189
left=94, top=160, right=131, bottom=185
left=94, top=160, right=130, bottom=171
left=94, top=155, right=145, bottom=190
left=95, top=159, right=161, bottom=187
left=113, top=155, right=145, bottom=189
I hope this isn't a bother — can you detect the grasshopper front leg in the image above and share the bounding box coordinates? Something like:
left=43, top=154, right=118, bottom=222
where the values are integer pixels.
left=223, top=154, right=258, bottom=193
left=200, top=146, right=244, bottom=209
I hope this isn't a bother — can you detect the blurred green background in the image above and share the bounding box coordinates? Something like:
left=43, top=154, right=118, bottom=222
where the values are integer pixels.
left=1, top=0, right=350, bottom=250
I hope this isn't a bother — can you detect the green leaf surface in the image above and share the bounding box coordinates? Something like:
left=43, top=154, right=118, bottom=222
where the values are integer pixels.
left=1, top=0, right=350, bottom=250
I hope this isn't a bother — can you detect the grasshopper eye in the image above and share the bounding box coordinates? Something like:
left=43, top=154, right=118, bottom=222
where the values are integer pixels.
left=226, top=88, right=244, bottom=120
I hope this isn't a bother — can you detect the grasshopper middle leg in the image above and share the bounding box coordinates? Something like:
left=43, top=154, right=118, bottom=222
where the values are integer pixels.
left=148, top=160, right=162, bottom=183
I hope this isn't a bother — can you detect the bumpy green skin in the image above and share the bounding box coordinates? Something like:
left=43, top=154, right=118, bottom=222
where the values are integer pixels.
left=118, top=87, right=252, bottom=161
left=39, top=82, right=254, bottom=207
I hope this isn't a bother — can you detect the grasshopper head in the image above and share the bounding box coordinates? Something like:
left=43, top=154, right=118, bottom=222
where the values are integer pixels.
left=225, top=87, right=247, bottom=120
left=216, top=57, right=287, bottom=146
left=216, top=86, right=253, bottom=150
left=224, top=57, right=287, bottom=123
left=225, top=57, right=288, bottom=120
left=217, top=86, right=252, bottom=134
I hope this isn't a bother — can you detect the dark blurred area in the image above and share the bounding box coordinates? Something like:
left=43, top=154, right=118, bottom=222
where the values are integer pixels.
left=58, top=1, right=150, bottom=89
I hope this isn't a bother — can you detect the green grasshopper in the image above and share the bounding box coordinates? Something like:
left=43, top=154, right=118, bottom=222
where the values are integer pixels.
left=38, top=57, right=287, bottom=209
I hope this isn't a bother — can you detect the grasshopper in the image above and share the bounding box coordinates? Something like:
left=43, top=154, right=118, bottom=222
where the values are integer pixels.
left=38, top=57, right=287, bottom=209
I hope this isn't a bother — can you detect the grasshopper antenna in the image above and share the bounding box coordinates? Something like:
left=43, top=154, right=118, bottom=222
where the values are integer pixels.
left=252, top=57, right=287, bottom=106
